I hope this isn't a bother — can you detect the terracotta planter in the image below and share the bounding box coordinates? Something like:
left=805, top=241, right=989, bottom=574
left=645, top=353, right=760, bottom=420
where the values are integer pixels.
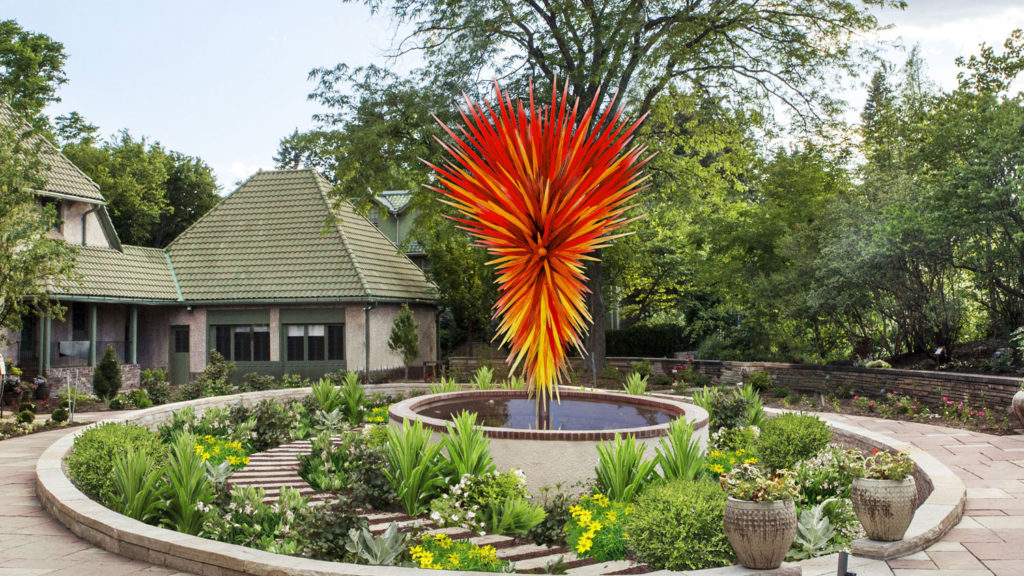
left=1012, top=389, right=1024, bottom=428
left=723, top=497, right=798, bottom=570
left=851, top=476, right=917, bottom=541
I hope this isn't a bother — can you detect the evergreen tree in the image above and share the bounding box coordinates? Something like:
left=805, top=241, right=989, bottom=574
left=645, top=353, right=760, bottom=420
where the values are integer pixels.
left=92, top=346, right=121, bottom=400
left=388, top=305, right=420, bottom=380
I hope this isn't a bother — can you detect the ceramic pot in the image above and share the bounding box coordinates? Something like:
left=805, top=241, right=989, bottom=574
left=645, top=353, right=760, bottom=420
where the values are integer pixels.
left=723, top=497, right=798, bottom=570
left=34, top=382, right=50, bottom=400
left=851, top=476, right=917, bottom=541
left=1012, top=389, right=1024, bottom=428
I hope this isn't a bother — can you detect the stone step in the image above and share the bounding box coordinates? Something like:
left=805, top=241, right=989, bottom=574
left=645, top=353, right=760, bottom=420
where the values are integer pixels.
left=566, top=560, right=640, bottom=575
left=468, top=533, right=517, bottom=548
left=512, top=551, right=579, bottom=571
left=495, top=543, right=557, bottom=560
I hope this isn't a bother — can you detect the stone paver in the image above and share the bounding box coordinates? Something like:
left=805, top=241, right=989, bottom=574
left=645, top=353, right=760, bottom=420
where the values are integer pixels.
left=0, top=423, right=191, bottom=575
left=815, top=413, right=1024, bottom=576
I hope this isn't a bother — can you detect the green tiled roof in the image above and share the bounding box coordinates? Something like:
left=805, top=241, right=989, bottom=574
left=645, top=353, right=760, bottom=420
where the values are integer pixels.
left=55, top=245, right=181, bottom=301
left=0, top=101, right=106, bottom=204
left=167, top=169, right=436, bottom=303
left=376, top=190, right=413, bottom=213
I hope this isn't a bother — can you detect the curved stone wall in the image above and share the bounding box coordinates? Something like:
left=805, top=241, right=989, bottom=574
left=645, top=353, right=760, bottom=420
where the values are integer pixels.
left=36, top=385, right=965, bottom=575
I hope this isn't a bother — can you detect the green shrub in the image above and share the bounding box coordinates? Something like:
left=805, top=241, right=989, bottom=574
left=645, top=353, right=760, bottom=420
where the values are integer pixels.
left=649, top=374, right=674, bottom=387
left=624, top=480, right=734, bottom=570
left=49, top=406, right=69, bottom=423
left=16, top=409, right=34, bottom=424
left=754, top=413, right=832, bottom=472
left=108, top=396, right=125, bottom=410
left=127, top=388, right=152, bottom=409
left=676, top=366, right=710, bottom=387
left=181, top=351, right=235, bottom=400
left=692, top=387, right=749, bottom=431
left=527, top=486, right=574, bottom=547
left=295, top=498, right=368, bottom=561
left=606, top=323, right=690, bottom=357
left=630, top=360, right=653, bottom=378
left=429, top=469, right=533, bottom=534
left=746, top=370, right=772, bottom=391
left=140, top=369, right=173, bottom=404
left=240, top=373, right=277, bottom=392
left=18, top=401, right=36, bottom=414
left=66, top=423, right=165, bottom=507
left=92, top=346, right=122, bottom=400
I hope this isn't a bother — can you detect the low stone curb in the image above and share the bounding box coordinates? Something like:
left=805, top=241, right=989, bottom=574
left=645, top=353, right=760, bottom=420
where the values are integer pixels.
left=36, top=386, right=961, bottom=576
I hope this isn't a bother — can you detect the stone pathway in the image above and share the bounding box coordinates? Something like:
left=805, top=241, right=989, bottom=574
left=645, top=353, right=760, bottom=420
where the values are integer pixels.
left=0, top=421, right=190, bottom=576
left=811, top=413, right=1024, bottom=576
left=4, top=410, right=1024, bottom=575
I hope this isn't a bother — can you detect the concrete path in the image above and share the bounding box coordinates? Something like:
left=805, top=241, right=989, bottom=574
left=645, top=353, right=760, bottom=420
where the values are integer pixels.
left=3, top=410, right=1023, bottom=575
left=0, top=423, right=190, bottom=576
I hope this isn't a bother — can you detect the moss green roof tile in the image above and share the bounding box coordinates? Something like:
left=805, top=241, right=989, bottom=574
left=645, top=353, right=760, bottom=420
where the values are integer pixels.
left=0, top=101, right=106, bottom=204
left=166, top=169, right=436, bottom=303
left=376, top=190, right=413, bottom=213
left=55, top=245, right=181, bottom=301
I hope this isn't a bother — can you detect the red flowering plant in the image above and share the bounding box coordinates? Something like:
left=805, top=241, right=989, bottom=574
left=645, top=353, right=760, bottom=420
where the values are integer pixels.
left=427, top=80, right=649, bottom=410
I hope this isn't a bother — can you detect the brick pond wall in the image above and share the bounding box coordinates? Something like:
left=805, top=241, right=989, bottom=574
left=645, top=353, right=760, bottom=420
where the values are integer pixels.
left=448, top=356, right=1021, bottom=411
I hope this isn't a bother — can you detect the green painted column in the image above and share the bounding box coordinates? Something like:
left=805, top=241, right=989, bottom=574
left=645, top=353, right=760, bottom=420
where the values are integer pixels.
left=88, top=304, right=97, bottom=367
left=37, top=315, right=44, bottom=363
left=42, top=314, right=51, bottom=371
left=129, top=306, right=138, bottom=364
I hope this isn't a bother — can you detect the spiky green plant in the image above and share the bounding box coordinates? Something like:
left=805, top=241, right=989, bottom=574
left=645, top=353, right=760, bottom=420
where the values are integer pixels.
left=501, top=374, right=527, bottom=390
left=733, top=384, right=766, bottom=427
left=487, top=496, right=547, bottom=535
left=161, top=433, right=214, bottom=535
left=470, top=366, right=496, bottom=390
left=441, top=411, right=496, bottom=481
left=654, top=418, right=705, bottom=481
left=383, top=419, right=444, bottom=515
left=340, top=371, right=366, bottom=425
left=111, top=448, right=165, bottom=523
left=311, top=378, right=342, bottom=413
left=623, top=372, right=648, bottom=395
left=429, top=376, right=460, bottom=394
left=595, top=433, right=657, bottom=502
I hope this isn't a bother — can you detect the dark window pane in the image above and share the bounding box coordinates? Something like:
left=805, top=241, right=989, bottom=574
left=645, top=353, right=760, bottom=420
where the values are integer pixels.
left=253, top=325, right=270, bottom=361
left=234, top=326, right=252, bottom=362
left=174, top=327, right=189, bottom=354
left=214, top=326, right=231, bottom=358
left=327, top=324, right=344, bottom=360
left=286, top=325, right=304, bottom=361
left=72, top=304, right=86, bottom=339
left=308, top=325, right=325, bottom=361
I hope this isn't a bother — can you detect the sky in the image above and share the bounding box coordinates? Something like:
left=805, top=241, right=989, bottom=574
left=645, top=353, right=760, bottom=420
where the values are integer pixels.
left=4, top=0, right=1024, bottom=192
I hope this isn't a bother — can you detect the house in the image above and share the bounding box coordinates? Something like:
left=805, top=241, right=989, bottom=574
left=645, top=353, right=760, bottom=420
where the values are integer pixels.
left=369, top=190, right=428, bottom=269
left=0, top=105, right=438, bottom=389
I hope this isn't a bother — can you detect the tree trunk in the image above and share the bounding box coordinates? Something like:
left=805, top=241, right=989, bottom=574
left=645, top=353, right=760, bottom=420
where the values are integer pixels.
left=586, top=257, right=607, bottom=374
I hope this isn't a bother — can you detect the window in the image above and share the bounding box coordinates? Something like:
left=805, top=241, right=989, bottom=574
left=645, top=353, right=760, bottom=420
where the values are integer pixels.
left=211, top=324, right=270, bottom=362
left=285, top=324, right=344, bottom=362
left=72, top=303, right=87, bottom=340
left=369, top=206, right=380, bottom=227
left=172, top=326, right=189, bottom=354
left=40, top=198, right=62, bottom=233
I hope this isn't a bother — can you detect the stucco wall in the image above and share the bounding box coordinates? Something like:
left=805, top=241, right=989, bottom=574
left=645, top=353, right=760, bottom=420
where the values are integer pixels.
left=0, top=329, right=17, bottom=366
left=62, top=201, right=110, bottom=247
left=363, top=303, right=436, bottom=372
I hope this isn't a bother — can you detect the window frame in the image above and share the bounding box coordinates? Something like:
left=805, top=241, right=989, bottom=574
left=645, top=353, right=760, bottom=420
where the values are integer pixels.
left=210, top=324, right=271, bottom=362
left=283, top=323, right=344, bottom=362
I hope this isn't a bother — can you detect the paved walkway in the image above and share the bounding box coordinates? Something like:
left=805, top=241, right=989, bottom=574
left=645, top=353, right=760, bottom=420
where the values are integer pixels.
left=1, top=411, right=1022, bottom=575
left=816, top=413, right=1024, bottom=576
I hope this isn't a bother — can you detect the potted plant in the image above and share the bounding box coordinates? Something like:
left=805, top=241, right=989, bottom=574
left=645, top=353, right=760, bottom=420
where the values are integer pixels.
left=850, top=450, right=917, bottom=541
left=1012, top=380, right=1024, bottom=427
left=720, top=463, right=799, bottom=570
left=33, top=376, right=50, bottom=400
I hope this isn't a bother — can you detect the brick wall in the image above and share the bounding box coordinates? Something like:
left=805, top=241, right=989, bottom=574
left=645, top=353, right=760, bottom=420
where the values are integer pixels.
left=45, top=364, right=141, bottom=398
left=448, top=356, right=1021, bottom=411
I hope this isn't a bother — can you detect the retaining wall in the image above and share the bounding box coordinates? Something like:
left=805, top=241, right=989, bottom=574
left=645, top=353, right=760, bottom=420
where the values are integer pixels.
left=450, top=356, right=1022, bottom=410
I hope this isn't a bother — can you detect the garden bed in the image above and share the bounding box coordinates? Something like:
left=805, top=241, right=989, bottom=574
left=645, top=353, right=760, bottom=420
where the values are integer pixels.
left=36, top=381, right=964, bottom=576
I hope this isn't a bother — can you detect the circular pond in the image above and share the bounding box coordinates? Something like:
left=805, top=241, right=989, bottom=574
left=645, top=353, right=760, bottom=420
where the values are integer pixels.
left=389, top=389, right=709, bottom=494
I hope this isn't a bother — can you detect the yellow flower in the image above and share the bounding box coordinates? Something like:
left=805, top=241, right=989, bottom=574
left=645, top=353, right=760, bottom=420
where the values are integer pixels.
left=708, top=464, right=725, bottom=474
left=744, top=458, right=758, bottom=464
left=575, top=536, right=593, bottom=553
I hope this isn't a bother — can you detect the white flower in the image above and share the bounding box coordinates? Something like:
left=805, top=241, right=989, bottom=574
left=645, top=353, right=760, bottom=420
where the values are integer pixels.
left=431, top=511, right=441, bottom=522
left=452, top=514, right=459, bottom=521
left=467, top=511, right=475, bottom=519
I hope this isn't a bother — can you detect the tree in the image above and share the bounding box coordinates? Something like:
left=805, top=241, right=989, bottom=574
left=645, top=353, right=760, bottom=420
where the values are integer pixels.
left=92, top=345, right=122, bottom=400
left=62, top=128, right=220, bottom=247
left=0, top=19, right=67, bottom=124
left=319, top=0, right=903, bottom=370
left=0, top=117, right=77, bottom=339
left=388, top=304, right=420, bottom=379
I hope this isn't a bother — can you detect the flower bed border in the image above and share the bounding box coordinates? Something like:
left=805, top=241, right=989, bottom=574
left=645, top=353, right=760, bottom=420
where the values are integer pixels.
left=36, top=387, right=964, bottom=576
